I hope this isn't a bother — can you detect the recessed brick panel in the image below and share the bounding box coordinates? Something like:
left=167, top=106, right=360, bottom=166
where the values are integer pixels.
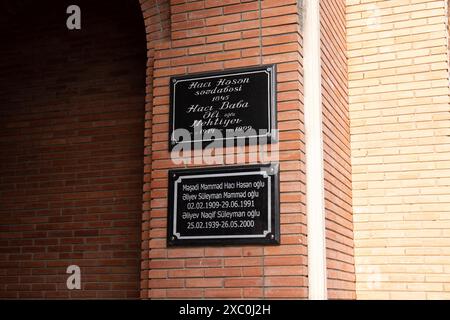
left=0, top=1, right=147, bottom=299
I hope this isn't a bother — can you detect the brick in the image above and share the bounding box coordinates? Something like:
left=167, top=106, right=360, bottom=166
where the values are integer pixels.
left=188, top=43, right=223, bottom=55
left=206, top=50, right=241, bottom=62
left=166, top=289, right=204, bottom=298
left=206, top=13, right=241, bottom=26
left=168, top=269, right=204, bottom=278
left=148, top=279, right=184, bottom=289
left=204, top=268, right=242, bottom=277
left=224, top=2, right=259, bottom=15
left=206, top=31, right=241, bottom=43
left=265, top=288, right=306, bottom=299
left=186, top=278, right=223, bottom=288
left=224, top=277, right=263, bottom=288
left=188, top=8, right=222, bottom=20
left=204, top=248, right=242, bottom=257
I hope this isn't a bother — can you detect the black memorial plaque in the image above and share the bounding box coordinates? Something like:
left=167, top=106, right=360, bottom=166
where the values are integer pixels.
left=167, top=164, right=280, bottom=246
left=169, top=65, right=277, bottom=149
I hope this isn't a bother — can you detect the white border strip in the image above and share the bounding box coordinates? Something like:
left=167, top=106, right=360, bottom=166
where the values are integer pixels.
left=304, top=0, right=328, bottom=300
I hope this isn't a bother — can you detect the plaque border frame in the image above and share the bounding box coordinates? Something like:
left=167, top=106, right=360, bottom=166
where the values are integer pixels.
left=167, top=163, right=280, bottom=247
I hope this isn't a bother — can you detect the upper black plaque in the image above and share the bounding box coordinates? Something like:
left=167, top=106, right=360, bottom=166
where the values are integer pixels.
left=169, top=65, right=277, bottom=149
left=167, top=164, right=280, bottom=246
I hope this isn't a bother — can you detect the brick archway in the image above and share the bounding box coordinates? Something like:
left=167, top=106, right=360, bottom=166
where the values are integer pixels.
left=0, top=0, right=147, bottom=299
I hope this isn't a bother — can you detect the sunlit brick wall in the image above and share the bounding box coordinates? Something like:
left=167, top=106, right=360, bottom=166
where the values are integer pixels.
left=347, top=0, right=450, bottom=299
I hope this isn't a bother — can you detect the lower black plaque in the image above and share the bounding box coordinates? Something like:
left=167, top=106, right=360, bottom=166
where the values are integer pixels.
left=167, top=164, right=280, bottom=246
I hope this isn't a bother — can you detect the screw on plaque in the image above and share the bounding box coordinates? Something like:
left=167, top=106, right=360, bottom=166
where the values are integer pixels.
left=269, top=234, right=275, bottom=240
left=171, top=236, right=176, bottom=241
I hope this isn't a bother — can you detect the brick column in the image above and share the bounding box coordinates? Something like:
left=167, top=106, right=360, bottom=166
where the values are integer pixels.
left=139, top=0, right=307, bottom=299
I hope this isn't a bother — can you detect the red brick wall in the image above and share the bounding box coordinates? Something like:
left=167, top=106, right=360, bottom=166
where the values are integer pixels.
left=320, top=0, right=356, bottom=299
left=0, top=1, right=147, bottom=299
left=139, top=0, right=308, bottom=299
